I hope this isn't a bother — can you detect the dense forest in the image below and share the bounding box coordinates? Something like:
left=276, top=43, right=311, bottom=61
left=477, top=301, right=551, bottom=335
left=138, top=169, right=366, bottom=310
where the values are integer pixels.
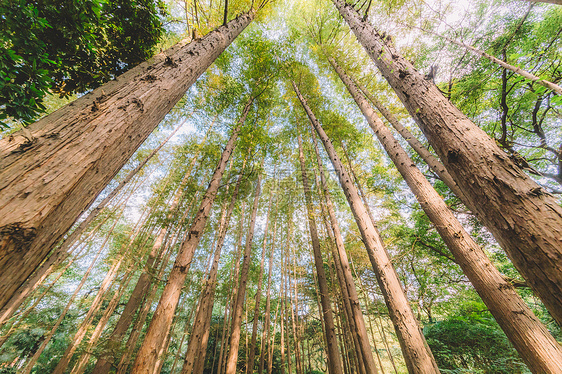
left=1, top=0, right=561, bottom=373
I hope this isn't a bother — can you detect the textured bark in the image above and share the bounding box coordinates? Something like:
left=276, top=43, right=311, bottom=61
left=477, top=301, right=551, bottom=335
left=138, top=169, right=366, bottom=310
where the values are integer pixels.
left=246, top=195, right=273, bottom=374
left=224, top=171, right=262, bottom=374
left=259, top=217, right=277, bottom=374
left=131, top=105, right=248, bottom=373
left=298, top=134, right=345, bottom=374
left=352, top=80, right=467, bottom=204
left=0, top=12, right=254, bottom=310
left=332, top=0, right=562, bottom=326
left=293, top=82, right=440, bottom=374
left=334, top=59, right=562, bottom=373
left=92, top=135, right=207, bottom=374
left=309, top=127, right=381, bottom=374
left=181, top=166, right=245, bottom=374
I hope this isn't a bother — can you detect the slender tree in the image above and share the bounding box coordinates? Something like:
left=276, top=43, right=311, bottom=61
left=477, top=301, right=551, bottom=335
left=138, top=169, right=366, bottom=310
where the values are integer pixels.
left=331, top=0, right=562, bottom=325
left=247, top=193, right=274, bottom=374
left=308, top=125, right=381, bottom=374
left=297, top=134, right=346, bottom=374
left=225, top=168, right=263, bottom=374
left=131, top=99, right=252, bottom=374
left=292, top=81, right=440, bottom=374
left=181, top=160, right=246, bottom=374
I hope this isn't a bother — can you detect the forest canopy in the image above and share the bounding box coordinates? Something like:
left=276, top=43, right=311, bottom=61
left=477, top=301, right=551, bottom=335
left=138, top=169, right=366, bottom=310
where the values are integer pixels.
left=0, top=0, right=561, bottom=374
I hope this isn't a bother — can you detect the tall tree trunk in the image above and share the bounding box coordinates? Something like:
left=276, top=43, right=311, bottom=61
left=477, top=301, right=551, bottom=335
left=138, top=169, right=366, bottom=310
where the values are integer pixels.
left=181, top=163, right=246, bottom=374
left=92, top=146, right=206, bottom=374
left=351, top=79, right=466, bottom=204
left=259, top=216, right=277, bottom=374
left=246, top=194, right=274, bottom=374
left=310, top=125, right=381, bottom=374
left=69, top=267, right=135, bottom=374
left=333, top=58, right=562, bottom=373
left=267, top=288, right=280, bottom=374
left=280, top=259, right=286, bottom=374
left=131, top=101, right=250, bottom=373
left=289, top=235, right=304, bottom=374
left=297, top=134, right=345, bottom=374
left=332, top=0, right=562, bottom=325
left=0, top=12, right=255, bottom=310
left=224, top=170, right=263, bottom=374
left=292, top=82, right=440, bottom=374
left=217, top=201, right=247, bottom=374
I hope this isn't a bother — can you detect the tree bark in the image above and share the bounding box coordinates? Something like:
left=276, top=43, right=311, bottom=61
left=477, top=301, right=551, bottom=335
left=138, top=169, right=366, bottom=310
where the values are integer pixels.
left=351, top=79, right=467, bottom=204
left=332, top=0, right=562, bottom=326
left=298, top=134, right=345, bottom=374
left=309, top=126, right=381, bottom=374
left=181, top=163, right=245, bottom=374
left=224, top=169, right=263, bottom=374
left=0, top=12, right=254, bottom=311
left=333, top=58, right=562, bottom=373
left=246, top=194, right=273, bottom=374
left=259, top=216, right=277, bottom=374
left=131, top=100, right=250, bottom=374
left=293, top=81, right=440, bottom=374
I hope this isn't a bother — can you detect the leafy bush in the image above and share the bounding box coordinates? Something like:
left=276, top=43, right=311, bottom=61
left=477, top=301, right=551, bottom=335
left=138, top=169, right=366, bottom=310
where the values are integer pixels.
left=424, top=316, right=529, bottom=374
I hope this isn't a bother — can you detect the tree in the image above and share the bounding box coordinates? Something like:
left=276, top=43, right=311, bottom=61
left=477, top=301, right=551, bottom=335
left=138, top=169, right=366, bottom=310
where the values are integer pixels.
left=331, top=0, right=562, bottom=326
left=130, top=98, right=249, bottom=374
left=297, top=134, right=345, bottom=374
left=292, top=81, right=440, bottom=374
left=0, top=10, right=255, bottom=312
left=330, top=56, right=562, bottom=373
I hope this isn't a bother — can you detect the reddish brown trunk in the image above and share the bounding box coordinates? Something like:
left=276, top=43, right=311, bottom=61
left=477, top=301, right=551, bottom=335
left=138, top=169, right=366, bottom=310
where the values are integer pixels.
left=224, top=170, right=262, bottom=374
left=0, top=12, right=254, bottom=311
left=247, top=195, right=273, bottom=374
left=332, top=0, right=562, bottom=325
left=131, top=103, right=249, bottom=373
left=298, top=134, right=345, bottom=374
left=333, top=58, right=562, bottom=373
left=181, top=165, right=245, bottom=374
left=259, top=216, right=277, bottom=374
left=293, top=81, right=440, bottom=374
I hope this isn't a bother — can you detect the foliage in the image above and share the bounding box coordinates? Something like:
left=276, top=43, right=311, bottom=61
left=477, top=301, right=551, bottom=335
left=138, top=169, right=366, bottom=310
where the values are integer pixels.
left=425, top=313, right=528, bottom=374
left=0, top=0, right=166, bottom=128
